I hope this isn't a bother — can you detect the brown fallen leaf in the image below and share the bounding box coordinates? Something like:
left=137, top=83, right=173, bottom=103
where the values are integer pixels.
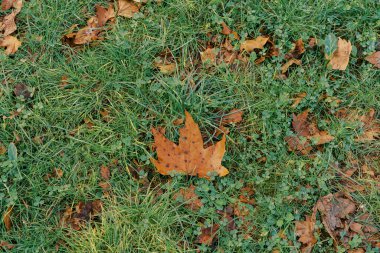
left=240, top=36, right=269, bottom=52
left=365, top=51, right=380, bottom=68
left=239, top=186, right=255, bottom=205
left=327, top=38, right=352, bottom=70
left=1, top=11, right=17, bottom=36
left=295, top=213, right=317, bottom=253
left=60, top=200, right=103, bottom=230
left=281, top=58, right=301, bottom=74
left=150, top=111, right=229, bottom=179
left=60, top=75, right=69, bottom=89
left=118, top=0, right=140, bottom=18
left=0, top=35, right=21, bottom=55
left=100, top=165, right=110, bottom=180
left=291, top=92, right=307, bottom=108
left=73, top=17, right=100, bottom=45
left=14, top=83, right=32, bottom=99
left=286, top=110, right=334, bottom=154
left=44, top=168, right=64, bottom=180
left=220, top=21, right=239, bottom=40
left=1, top=0, right=14, bottom=10
left=95, top=4, right=115, bottom=27
left=0, top=143, right=6, bottom=155
left=200, top=47, right=218, bottom=64
left=173, top=118, right=184, bottom=126
left=154, top=50, right=177, bottom=74
left=3, top=206, right=12, bottom=231
left=285, top=39, right=305, bottom=59
left=356, top=109, right=380, bottom=142
left=221, top=109, right=243, bottom=125
left=0, top=241, right=14, bottom=250
left=308, top=37, right=317, bottom=48
left=197, top=224, right=220, bottom=245
left=174, top=185, right=203, bottom=211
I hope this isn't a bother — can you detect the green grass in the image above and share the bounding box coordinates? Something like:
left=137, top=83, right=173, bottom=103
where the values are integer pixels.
left=1, top=0, right=379, bottom=252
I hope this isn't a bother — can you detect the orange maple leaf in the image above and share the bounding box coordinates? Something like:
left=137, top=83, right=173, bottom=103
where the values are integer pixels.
left=150, top=111, right=229, bottom=179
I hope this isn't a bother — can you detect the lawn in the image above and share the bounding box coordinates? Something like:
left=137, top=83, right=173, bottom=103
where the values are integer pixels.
left=1, top=0, right=379, bottom=252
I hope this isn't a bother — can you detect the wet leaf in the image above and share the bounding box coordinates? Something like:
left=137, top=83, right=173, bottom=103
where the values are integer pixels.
left=118, top=0, right=139, bottom=18
left=365, top=51, right=380, bottom=68
left=150, top=111, right=229, bottom=179
left=327, top=38, right=352, bottom=70
left=240, top=36, right=269, bottom=52
left=0, top=35, right=21, bottom=55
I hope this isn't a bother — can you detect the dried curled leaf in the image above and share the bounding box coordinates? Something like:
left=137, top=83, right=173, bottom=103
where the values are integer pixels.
left=150, top=111, right=229, bottom=179
left=200, top=47, right=218, bottom=64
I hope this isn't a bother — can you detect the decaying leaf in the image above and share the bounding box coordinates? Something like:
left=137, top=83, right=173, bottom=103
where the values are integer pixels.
left=295, top=214, right=317, bottom=253
left=154, top=49, right=177, bottom=74
left=0, top=35, right=21, bottom=55
left=238, top=186, right=255, bottom=205
left=60, top=200, right=103, bottom=230
left=0, top=143, right=6, bottom=155
left=200, top=47, right=218, bottom=64
left=45, top=168, right=64, bottom=180
left=281, top=58, right=301, bottom=74
left=285, top=110, right=334, bottom=154
left=63, top=4, right=115, bottom=46
left=220, top=109, right=243, bottom=125
left=220, top=21, right=239, bottom=40
left=150, top=111, right=229, bottom=179
left=95, top=4, right=115, bottom=27
left=365, top=51, right=380, bottom=68
left=315, top=192, right=379, bottom=249
left=100, top=165, right=110, bottom=180
left=14, top=83, right=33, bottom=99
left=197, top=224, right=220, bottom=245
left=3, top=206, right=12, bottom=231
left=356, top=109, right=380, bottom=142
left=174, top=184, right=203, bottom=210
left=327, top=38, right=352, bottom=70
left=240, top=36, right=269, bottom=52
left=118, top=0, right=140, bottom=18
left=1, top=11, right=17, bottom=36
left=291, top=92, right=307, bottom=108
left=0, top=241, right=14, bottom=250
left=285, top=39, right=305, bottom=59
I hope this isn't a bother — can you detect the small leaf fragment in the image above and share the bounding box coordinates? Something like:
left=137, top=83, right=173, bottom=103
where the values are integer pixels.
left=118, top=0, right=139, bottom=18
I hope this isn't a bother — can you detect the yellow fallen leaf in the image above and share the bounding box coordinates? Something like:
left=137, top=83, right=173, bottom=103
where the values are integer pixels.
left=328, top=38, right=352, bottom=70
left=240, top=36, right=269, bottom=52
left=0, top=35, right=21, bottom=55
